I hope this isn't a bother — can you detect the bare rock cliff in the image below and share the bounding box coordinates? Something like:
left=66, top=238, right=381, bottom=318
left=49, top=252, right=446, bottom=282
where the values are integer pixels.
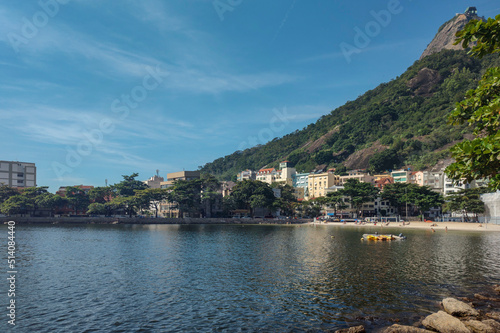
left=420, top=8, right=482, bottom=59
left=407, top=67, right=441, bottom=96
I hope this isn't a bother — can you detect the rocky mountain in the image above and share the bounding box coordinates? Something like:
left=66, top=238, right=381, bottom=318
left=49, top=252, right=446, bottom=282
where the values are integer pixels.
left=420, top=7, right=483, bottom=59
left=200, top=9, right=500, bottom=181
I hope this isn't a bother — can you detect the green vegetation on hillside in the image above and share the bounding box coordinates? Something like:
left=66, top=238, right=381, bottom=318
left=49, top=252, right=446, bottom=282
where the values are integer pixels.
left=201, top=50, right=500, bottom=179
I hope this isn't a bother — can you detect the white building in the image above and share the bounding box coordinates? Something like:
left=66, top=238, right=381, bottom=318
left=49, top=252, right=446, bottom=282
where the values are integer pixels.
left=391, top=169, right=410, bottom=183
left=255, top=161, right=297, bottom=185
left=374, top=197, right=396, bottom=216
left=256, top=168, right=280, bottom=184
left=143, top=174, right=164, bottom=189
left=279, top=161, right=296, bottom=182
left=0, top=160, right=36, bottom=188
left=340, top=169, right=374, bottom=185
left=443, top=175, right=473, bottom=196
left=237, top=169, right=256, bottom=181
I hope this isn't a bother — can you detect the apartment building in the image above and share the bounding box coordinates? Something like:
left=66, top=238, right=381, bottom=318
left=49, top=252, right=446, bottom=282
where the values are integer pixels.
left=143, top=174, right=164, bottom=189
left=237, top=169, right=256, bottom=181
left=256, top=168, right=280, bottom=184
left=308, top=172, right=340, bottom=198
left=391, top=169, right=410, bottom=183
left=413, top=171, right=431, bottom=187
left=339, top=169, right=374, bottom=185
left=159, top=170, right=201, bottom=217
left=160, top=170, right=201, bottom=188
left=373, top=197, right=396, bottom=216
left=292, top=172, right=309, bottom=199
left=443, top=175, right=473, bottom=196
left=279, top=161, right=296, bottom=182
left=0, top=160, right=36, bottom=188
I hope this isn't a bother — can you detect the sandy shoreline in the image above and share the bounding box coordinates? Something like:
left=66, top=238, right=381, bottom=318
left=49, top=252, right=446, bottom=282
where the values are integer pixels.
left=315, top=220, right=500, bottom=232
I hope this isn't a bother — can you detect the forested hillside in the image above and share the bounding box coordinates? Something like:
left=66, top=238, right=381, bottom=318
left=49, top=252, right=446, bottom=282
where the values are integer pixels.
left=201, top=50, right=500, bottom=180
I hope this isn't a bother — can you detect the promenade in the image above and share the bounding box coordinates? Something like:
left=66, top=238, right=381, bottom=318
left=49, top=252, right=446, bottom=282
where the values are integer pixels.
left=320, top=220, right=500, bottom=232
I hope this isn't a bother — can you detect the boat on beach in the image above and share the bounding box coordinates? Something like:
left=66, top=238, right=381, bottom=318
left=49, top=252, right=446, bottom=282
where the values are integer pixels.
left=362, top=233, right=407, bottom=241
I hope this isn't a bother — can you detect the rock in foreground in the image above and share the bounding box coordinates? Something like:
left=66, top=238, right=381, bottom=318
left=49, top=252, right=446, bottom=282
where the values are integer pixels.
left=442, top=297, right=479, bottom=317
left=463, top=319, right=497, bottom=333
left=422, top=311, right=471, bottom=333
left=334, top=325, right=365, bottom=333
left=380, top=324, right=433, bottom=332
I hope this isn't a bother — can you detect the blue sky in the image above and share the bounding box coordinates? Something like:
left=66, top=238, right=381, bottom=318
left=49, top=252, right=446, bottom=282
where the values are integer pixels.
left=1, top=0, right=499, bottom=192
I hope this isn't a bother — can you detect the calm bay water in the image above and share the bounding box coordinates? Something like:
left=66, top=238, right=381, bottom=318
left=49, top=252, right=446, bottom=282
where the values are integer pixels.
left=1, top=223, right=499, bottom=332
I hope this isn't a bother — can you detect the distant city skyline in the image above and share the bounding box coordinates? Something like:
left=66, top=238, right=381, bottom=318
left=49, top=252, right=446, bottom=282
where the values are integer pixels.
left=1, top=1, right=499, bottom=192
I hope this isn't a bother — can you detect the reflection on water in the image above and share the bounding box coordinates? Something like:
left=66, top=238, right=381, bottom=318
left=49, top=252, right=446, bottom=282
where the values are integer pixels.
left=1, top=224, right=499, bottom=332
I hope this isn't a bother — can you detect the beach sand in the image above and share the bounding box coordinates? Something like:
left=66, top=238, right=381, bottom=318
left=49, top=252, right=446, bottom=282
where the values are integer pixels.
left=318, top=220, right=500, bottom=232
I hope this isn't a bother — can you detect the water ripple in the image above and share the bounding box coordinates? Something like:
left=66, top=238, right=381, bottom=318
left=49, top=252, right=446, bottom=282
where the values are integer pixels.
left=1, top=224, right=499, bottom=332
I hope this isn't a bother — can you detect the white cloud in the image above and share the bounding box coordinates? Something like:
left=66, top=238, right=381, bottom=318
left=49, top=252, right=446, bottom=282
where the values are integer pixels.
left=0, top=2, right=296, bottom=94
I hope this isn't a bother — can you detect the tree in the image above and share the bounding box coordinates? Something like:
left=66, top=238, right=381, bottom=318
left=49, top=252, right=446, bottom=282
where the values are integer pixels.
left=0, top=186, right=19, bottom=204
left=368, top=149, right=400, bottom=174
left=87, top=202, right=107, bottom=216
left=0, top=195, right=34, bottom=216
left=20, top=186, right=48, bottom=199
left=301, top=198, right=326, bottom=218
left=200, top=174, right=222, bottom=218
left=104, top=199, right=125, bottom=217
left=221, top=196, right=236, bottom=217
left=381, top=182, right=412, bottom=216
left=326, top=191, right=348, bottom=218
left=230, top=180, right=276, bottom=217
left=112, top=173, right=148, bottom=197
left=271, top=183, right=297, bottom=216
left=134, top=188, right=170, bottom=218
left=108, top=196, right=138, bottom=217
left=409, top=186, right=444, bottom=219
left=338, top=179, right=379, bottom=218
left=446, top=14, right=500, bottom=190
left=455, top=14, right=500, bottom=58
left=65, top=186, right=90, bottom=215
left=169, top=179, right=203, bottom=218
left=382, top=182, right=444, bottom=218
left=444, top=188, right=488, bottom=222
left=21, top=186, right=49, bottom=216
left=35, top=193, right=68, bottom=216
left=88, top=186, right=115, bottom=204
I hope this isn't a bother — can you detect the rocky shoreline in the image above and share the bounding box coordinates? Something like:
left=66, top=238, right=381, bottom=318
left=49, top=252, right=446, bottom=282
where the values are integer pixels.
left=334, top=285, right=500, bottom=332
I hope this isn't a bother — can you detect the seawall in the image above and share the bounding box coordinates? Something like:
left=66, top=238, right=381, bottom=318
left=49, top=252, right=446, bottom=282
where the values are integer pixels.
left=0, top=217, right=310, bottom=225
